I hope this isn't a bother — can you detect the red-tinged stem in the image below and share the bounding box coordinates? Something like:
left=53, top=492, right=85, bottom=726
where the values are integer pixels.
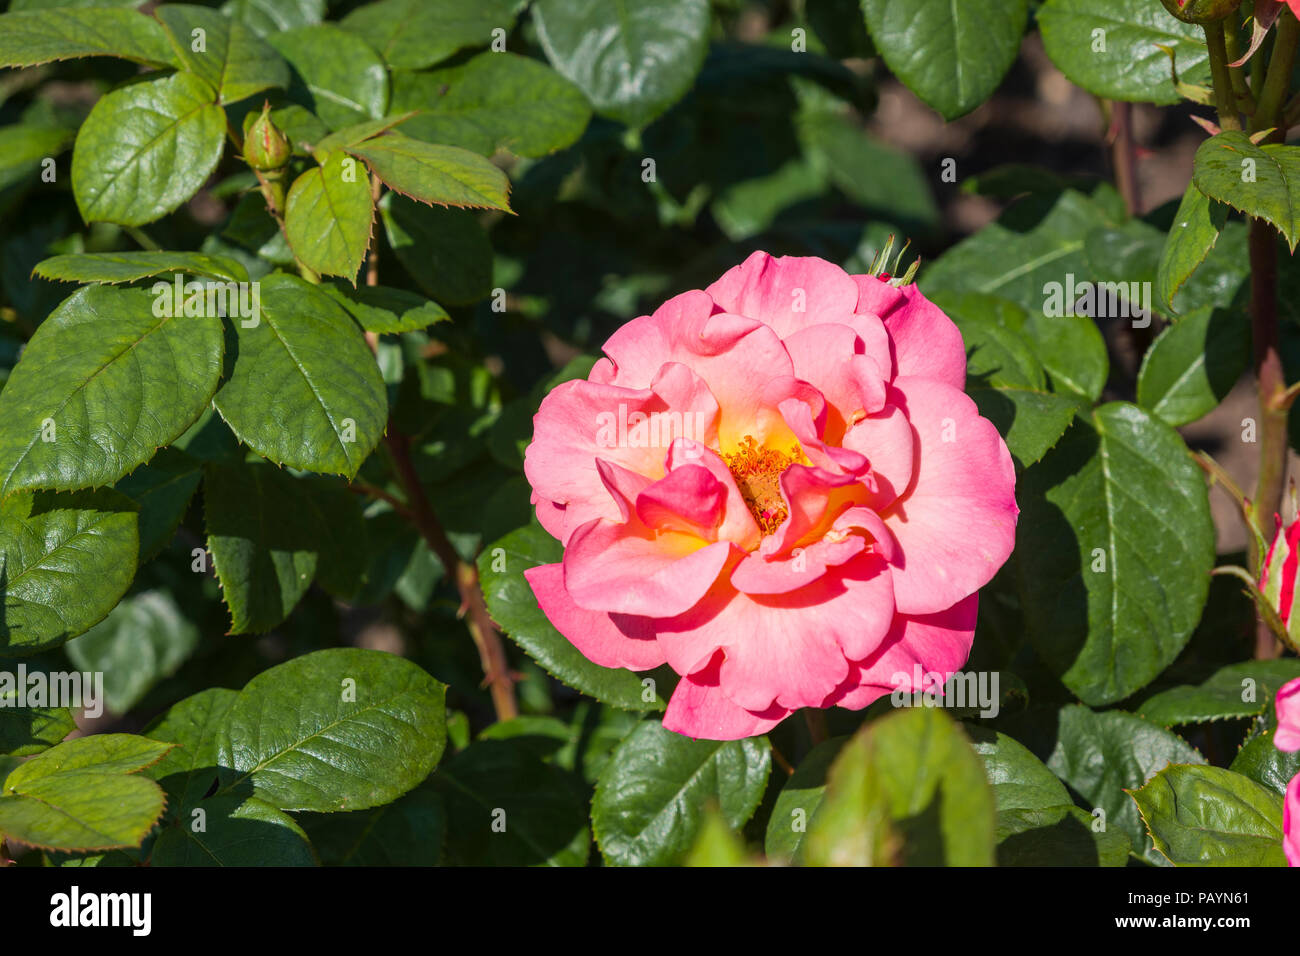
left=385, top=431, right=518, bottom=720
left=803, top=709, right=828, bottom=747
left=1110, top=101, right=1142, bottom=216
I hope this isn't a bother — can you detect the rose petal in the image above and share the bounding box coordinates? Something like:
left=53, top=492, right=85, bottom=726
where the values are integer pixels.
left=524, top=563, right=666, bottom=670
left=880, top=377, right=1017, bottom=614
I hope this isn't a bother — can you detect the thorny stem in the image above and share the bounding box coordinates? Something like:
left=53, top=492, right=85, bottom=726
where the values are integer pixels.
left=1205, top=21, right=1244, bottom=131
left=354, top=209, right=518, bottom=721
left=1224, top=16, right=1255, bottom=111
left=1109, top=101, right=1142, bottom=216
left=384, top=432, right=518, bottom=720
left=1242, top=11, right=1300, bottom=659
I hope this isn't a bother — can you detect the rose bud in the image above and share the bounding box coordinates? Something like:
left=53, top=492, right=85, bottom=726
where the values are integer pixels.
left=1260, top=513, right=1300, bottom=645
left=243, top=103, right=292, bottom=172
left=1159, top=0, right=1243, bottom=23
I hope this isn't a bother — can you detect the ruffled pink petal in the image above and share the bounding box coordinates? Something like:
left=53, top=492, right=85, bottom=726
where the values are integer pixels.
left=662, top=652, right=791, bottom=741
left=731, top=533, right=867, bottom=595
left=707, top=252, right=889, bottom=358
left=761, top=463, right=865, bottom=558
left=524, top=380, right=665, bottom=543
left=524, top=563, right=666, bottom=670
left=880, top=376, right=1017, bottom=615
left=851, top=275, right=966, bottom=389
left=653, top=555, right=893, bottom=711
left=596, top=289, right=797, bottom=449
left=827, top=594, right=978, bottom=710
left=841, top=397, right=914, bottom=511
left=1286, top=773, right=1299, bottom=867
left=718, top=556, right=895, bottom=709
left=666, top=439, right=761, bottom=550
left=779, top=396, right=871, bottom=476
left=563, top=511, right=735, bottom=617
left=782, top=323, right=888, bottom=432
left=635, top=463, right=725, bottom=538
left=1276, top=677, right=1300, bottom=752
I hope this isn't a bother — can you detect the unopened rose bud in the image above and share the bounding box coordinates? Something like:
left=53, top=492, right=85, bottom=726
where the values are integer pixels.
left=244, top=103, right=291, bottom=172
left=1159, top=0, right=1243, bottom=24
left=1260, top=513, right=1300, bottom=645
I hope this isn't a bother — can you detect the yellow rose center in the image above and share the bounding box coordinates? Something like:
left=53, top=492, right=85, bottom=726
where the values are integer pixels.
left=723, top=436, right=803, bottom=536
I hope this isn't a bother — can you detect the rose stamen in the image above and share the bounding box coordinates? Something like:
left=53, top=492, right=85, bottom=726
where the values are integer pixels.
left=723, top=435, right=802, bottom=536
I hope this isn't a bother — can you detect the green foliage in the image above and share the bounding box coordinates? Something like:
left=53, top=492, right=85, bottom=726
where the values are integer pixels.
left=859, top=0, right=1029, bottom=119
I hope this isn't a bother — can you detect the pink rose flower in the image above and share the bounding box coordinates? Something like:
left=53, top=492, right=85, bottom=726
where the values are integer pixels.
left=1259, top=515, right=1300, bottom=646
left=522, top=252, right=1018, bottom=740
left=1287, top=775, right=1299, bottom=867
left=1277, top=677, right=1300, bottom=752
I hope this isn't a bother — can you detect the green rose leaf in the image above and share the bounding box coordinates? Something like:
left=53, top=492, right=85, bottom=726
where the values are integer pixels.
left=340, top=0, right=518, bottom=70
left=1137, top=659, right=1300, bottom=726
left=1038, top=0, right=1211, bottom=104
left=156, top=3, right=290, bottom=105
left=533, top=0, right=710, bottom=129
left=319, top=282, right=448, bottom=335
left=267, top=24, right=388, bottom=131
left=923, top=188, right=1122, bottom=315
left=215, top=647, right=447, bottom=812
left=764, top=736, right=845, bottom=864
left=221, top=0, right=324, bottom=38
left=859, top=0, right=1030, bottom=120
left=0, top=284, right=223, bottom=498
left=72, top=72, right=226, bottom=226
left=929, top=290, right=1083, bottom=467
left=803, top=707, right=996, bottom=866
left=212, top=272, right=387, bottom=477
left=1193, top=131, right=1300, bottom=251
left=1047, top=705, right=1206, bottom=863
left=284, top=150, right=374, bottom=282
left=0, top=697, right=75, bottom=758
left=143, top=687, right=239, bottom=811
left=591, top=720, right=770, bottom=866
left=299, top=782, right=446, bottom=865
left=1132, top=764, right=1287, bottom=866
left=65, top=590, right=200, bottom=716
left=1136, top=306, right=1249, bottom=426
left=0, top=7, right=175, bottom=68
left=0, top=734, right=172, bottom=852
left=1230, top=731, right=1300, bottom=797
left=966, top=726, right=1128, bottom=867
left=1018, top=403, right=1215, bottom=705
left=434, top=739, right=591, bottom=866
left=0, top=125, right=74, bottom=217
left=1156, top=182, right=1230, bottom=313
left=33, top=251, right=248, bottom=285
left=391, top=53, right=591, bottom=158
left=380, top=195, right=493, bottom=306
left=0, top=490, right=139, bottom=655
left=479, top=523, right=665, bottom=712
left=204, top=459, right=319, bottom=635
left=348, top=133, right=511, bottom=212
left=116, top=447, right=204, bottom=563
left=151, top=794, right=316, bottom=866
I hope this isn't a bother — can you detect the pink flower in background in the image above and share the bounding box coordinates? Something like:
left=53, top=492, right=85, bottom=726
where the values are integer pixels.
left=522, top=252, right=1018, bottom=740
left=1277, top=677, right=1300, bottom=752
left=1272, top=678, right=1300, bottom=865
left=1287, top=775, right=1300, bottom=867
